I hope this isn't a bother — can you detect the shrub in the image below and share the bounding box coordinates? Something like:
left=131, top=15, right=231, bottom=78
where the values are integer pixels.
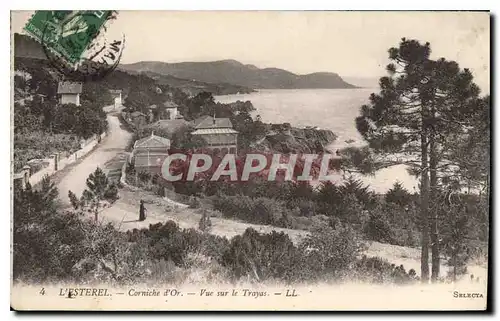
left=132, top=222, right=230, bottom=269
left=146, top=221, right=191, bottom=266
left=155, top=185, right=165, bottom=197
left=14, top=131, right=80, bottom=171
left=288, top=216, right=314, bottom=230
left=103, top=182, right=119, bottom=203
left=198, top=209, right=212, bottom=232
left=297, top=224, right=364, bottom=281
left=188, top=196, right=201, bottom=209
left=220, top=228, right=301, bottom=282
left=310, top=215, right=330, bottom=230
left=138, top=170, right=152, bottom=183
left=288, top=199, right=316, bottom=217
left=327, top=193, right=367, bottom=226
left=212, top=195, right=287, bottom=226
left=353, top=256, right=418, bottom=284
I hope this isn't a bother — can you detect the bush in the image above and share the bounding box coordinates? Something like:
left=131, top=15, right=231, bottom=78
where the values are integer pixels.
left=138, top=170, right=152, bottom=183
left=131, top=221, right=230, bottom=269
left=220, top=228, right=301, bottom=282
left=155, top=185, right=165, bottom=197
left=146, top=221, right=191, bottom=266
left=188, top=196, right=201, bottom=209
left=212, top=195, right=287, bottom=226
left=288, top=216, right=314, bottom=230
left=198, top=209, right=212, bottom=232
left=14, top=131, right=80, bottom=172
left=297, top=224, right=364, bottom=281
left=288, top=199, right=316, bottom=217
left=353, top=256, right=418, bottom=284
left=103, top=182, right=119, bottom=203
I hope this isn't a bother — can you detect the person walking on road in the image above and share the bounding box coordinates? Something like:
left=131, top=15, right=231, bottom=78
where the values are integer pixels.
left=139, top=200, right=147, bottom=221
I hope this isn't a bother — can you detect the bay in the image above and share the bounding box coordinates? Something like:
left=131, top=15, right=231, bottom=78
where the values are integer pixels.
left=215, top=89, right=418, bottom=193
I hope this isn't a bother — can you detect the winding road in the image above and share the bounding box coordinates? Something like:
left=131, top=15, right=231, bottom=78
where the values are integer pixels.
left=56, top=106, right=132, bottom=205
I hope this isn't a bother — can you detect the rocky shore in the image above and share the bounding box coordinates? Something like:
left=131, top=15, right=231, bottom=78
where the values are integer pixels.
left=251, top=123, right=337, bottom=154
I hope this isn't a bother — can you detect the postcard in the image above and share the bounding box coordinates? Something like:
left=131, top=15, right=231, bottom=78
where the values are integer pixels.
left=10, top=10, right=490, bottom=311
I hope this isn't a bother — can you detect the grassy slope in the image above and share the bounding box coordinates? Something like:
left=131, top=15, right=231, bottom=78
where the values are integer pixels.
left=98, top=187, right=487, bottom=282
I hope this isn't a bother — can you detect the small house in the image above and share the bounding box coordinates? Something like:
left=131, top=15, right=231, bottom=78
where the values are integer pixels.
left=163, top=101, right=179, bottom=120
left=57, top=81, right=82, bottom=106
left=109, top=89, right=122, bottom=107
left=131, top=132, right=171, bottom=173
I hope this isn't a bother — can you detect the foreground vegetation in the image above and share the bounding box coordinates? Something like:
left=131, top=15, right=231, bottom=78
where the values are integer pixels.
left=14, top=174, right=421, bottom=286
left=129, top=162, right=487, bottom=281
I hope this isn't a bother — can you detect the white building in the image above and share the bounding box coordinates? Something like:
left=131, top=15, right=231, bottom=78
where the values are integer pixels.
left=163, top=101, right=179, bottom=120
left=130, top=132, right=171, bottom=173
left=57, top=81, right=82, bottom=106
left=110, top=89, right=122, bottom=108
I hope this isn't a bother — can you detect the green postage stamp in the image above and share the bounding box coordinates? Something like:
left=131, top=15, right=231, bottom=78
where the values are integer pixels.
left=23, top=10, right=114, bottom=65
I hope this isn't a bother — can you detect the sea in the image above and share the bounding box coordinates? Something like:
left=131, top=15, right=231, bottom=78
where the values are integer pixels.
left=215, top=88, right=418, bottom=194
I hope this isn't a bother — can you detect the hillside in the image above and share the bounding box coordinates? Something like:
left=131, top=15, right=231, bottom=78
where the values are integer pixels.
left=133, top=70, right=254, bottom=96
left=119, top=59, right=357, bottom=89
left=12, top=33, right=252, bottom=96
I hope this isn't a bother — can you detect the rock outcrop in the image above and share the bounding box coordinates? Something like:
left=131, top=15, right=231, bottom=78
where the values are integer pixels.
left=251, top=123, right=337, bottom=153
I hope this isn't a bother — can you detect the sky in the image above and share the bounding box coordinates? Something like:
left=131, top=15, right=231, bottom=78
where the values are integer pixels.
left=11, top=11, right=490, bottom=91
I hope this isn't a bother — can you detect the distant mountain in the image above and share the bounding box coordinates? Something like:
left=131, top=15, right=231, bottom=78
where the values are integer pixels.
left=129, top=69, right=255, bottom=96
left=12, top=33, right=253, bottom=95
left=120, top=59, right=357, bottom=89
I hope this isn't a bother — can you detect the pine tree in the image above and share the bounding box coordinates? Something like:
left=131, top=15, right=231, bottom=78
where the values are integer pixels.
left=441, top=203, right=470, bottom=282
left=355, top=38, right=486, bottom=282
left=69, top=167, right=118, bottom=222
left=385, top=181, right=412, bottom=207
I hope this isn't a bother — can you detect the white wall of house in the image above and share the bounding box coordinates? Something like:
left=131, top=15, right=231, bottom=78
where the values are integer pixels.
left=113, top=93, right=122, bottom=105
left=114, top=97, right=121, bottom=108
left=203, top=133, right=238, bottom=146
left=166, top=107, right=178, bottom=120
left=60, top=93, right=80, bottom=106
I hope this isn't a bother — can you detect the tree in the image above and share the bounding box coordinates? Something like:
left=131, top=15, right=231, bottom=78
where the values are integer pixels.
left=14, top=75, right=28, bottom=92
left=188, top=91, right=215, bottom=119
left=385, top=181, right=413, bottom=207
left=69, top=167, right=119, bottom=222
left=12, top=176, right=87, bottom=281
left=443, top=95, right=490, bottom=193
left=441, top=201, right=470, bottom=282
left=13, top=176, right=58, bottom=229
left=80, top=81, right=113, bottom=107
left=363, top=209, right=396, bottom=244
left=338, top=176, right=374, bottom=208
left=355, top=38, right=487, bottom=282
